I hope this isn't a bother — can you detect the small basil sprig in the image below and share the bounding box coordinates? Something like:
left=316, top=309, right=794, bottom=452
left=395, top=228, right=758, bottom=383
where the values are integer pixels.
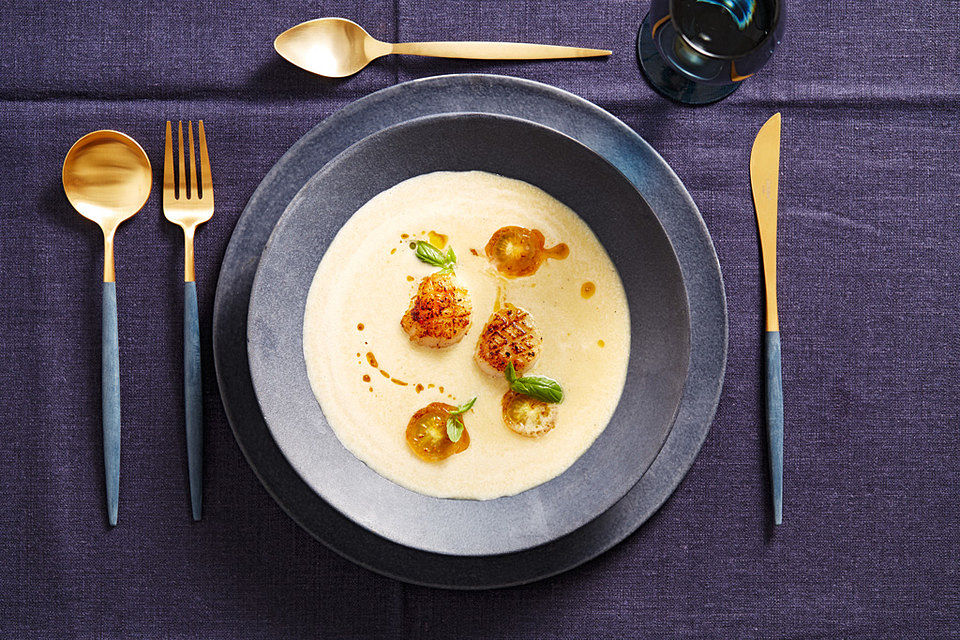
left=505, top=362, right=564, bottom=404
left=445, top=397, right=476, bottom=443
left=414, top=240, right=457, bottom=272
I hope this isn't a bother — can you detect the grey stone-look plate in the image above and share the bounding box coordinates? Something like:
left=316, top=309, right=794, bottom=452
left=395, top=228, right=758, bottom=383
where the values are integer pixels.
left=213, top=74, right=727, bottom=588
left=247, top=113, right=690, bottom=556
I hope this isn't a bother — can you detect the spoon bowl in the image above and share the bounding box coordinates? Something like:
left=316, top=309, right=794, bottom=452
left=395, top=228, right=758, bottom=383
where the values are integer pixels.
left=275, top=18, right=388, bottom=78
left=274, top=17, right=611, bottom=78
left=63, top=130, right=152, bottom=231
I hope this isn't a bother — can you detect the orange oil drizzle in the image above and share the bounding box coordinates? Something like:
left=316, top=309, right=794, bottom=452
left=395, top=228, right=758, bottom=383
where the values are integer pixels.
left=493, top=283, right=506, bottom=312
left=428, top=230, right=448, bottom=248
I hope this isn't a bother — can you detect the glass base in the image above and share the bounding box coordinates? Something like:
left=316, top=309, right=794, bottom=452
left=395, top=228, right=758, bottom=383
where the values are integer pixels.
left=637, top=13, right=740, bottom=105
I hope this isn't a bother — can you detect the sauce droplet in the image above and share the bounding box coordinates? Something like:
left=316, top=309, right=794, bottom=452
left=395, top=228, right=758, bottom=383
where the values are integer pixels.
left=581, top=282, right=596, bottom=299
left=380, top=370, right=390, bottom=378
left=401, top=233, right=409, bottom=239
left=439, top=386, right=445, bottom=393
left=368, top=386, right=373, bottom=392
left=484, top=226, right=568, bottom=277
left=428, top=230, right=448, bottom=248
left=390, top=248, right=397, bottom=255
left=598, top=340, right=605, bottom=348
left=362, top=374, right=371, bottom=382
left=427, top=384, right=435, bottom=389
left=391, top=378, right=408, bottom=386
left=415, top=384, right=424, bottom=393
left=357, top=322, right=365, bottom=331
left=470, top=248, right=479, bottom=256
left=366, top=352, right=378, bottom=368
left=406, top=275, right=414, bottom=282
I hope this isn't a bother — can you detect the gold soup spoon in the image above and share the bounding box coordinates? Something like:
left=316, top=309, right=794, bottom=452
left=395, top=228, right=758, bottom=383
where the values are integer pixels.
left=274, top=17, right=611, bottom=78
left=62, top=130, right=152, bottom=526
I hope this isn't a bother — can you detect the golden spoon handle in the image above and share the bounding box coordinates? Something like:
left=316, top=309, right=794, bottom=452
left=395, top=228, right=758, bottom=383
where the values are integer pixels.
left=389, top=41, right=610, bottom=60
left=103, top=228, right=116, bottom=282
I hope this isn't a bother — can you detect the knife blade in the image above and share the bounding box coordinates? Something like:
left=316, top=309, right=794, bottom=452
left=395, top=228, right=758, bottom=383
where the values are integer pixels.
left=750, top=112, right=783, bottom=525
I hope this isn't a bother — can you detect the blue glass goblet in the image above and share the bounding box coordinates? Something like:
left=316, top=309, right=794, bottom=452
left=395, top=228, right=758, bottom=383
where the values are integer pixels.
left=638, top=0, right=784, bottom=104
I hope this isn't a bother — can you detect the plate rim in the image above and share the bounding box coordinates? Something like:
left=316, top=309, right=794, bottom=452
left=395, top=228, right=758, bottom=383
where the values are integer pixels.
left=213, top=73, right=727, bottom=588
left=246, top=110, right=693, bottom=556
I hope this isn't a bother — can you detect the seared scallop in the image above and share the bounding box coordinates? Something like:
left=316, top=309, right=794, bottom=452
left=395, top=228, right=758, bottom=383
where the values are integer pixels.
left=401, top=272, right=472, bottom=348
left=501, top=390, right=558, bottom=438
left=474, top=303, right=542, bottom=375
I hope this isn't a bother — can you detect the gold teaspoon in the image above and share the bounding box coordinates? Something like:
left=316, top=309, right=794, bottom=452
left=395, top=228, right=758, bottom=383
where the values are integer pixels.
left=274, top=17, right=611, bottom=78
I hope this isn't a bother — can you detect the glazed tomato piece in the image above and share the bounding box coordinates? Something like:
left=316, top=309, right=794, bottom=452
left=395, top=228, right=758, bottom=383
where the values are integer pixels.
left=405, top=402, right=470, bottom=462
left=501, top=390, right=558, bottom=438
left=484, top=226, right=568, bottom=277
left=484, top=226, right=546, bottom=277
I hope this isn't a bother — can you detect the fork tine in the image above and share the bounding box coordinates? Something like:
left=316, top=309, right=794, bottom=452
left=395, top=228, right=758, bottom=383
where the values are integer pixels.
left=177, top=121, right=186, bottom=199
left=163, top=121, right=174, bottom=200
left=198, top=120, right=213, bottom=202
left=187, top=121, right=198, bottom=201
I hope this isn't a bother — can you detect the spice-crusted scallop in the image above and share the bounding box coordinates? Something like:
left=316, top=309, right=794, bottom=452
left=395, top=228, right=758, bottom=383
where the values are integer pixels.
left=474, top=303, right=542, bottom=376
left=401, top=271, right=472, bottom=348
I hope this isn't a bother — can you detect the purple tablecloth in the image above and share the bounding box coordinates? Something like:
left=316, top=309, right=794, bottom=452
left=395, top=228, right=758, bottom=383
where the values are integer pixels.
left=2, top=1, right=959, bottom=637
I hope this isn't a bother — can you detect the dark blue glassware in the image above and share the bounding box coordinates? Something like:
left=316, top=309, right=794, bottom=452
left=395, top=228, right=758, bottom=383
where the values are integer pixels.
left=638, top=0, right=784, bottom=104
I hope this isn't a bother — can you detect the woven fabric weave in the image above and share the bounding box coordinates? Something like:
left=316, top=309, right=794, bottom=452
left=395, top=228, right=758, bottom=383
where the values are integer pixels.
left=1, top=1, right=958, bottom=637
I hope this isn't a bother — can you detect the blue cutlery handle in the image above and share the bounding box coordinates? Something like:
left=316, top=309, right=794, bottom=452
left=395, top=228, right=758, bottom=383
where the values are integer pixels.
left=765, top=330, right=784, bottom=525
left=102, top=282, right=121, bottom=526
left=184, top=281, right=203, bottom=521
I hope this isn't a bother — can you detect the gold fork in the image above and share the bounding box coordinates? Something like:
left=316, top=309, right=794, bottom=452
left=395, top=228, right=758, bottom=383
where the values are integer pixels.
left=164, top=120, right=214, bottom=521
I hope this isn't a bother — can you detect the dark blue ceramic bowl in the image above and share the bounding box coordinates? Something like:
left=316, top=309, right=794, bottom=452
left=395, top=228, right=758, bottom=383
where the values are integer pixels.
left=247, top=112, right=690, bottom=556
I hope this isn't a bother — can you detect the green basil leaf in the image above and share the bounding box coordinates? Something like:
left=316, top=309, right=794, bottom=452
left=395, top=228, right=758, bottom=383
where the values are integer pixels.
left=414, top=240, right=448, bottom=267
left=510, top=375, right=564, bottom=404
left=414, top=240, right=457, bottom=270
left=450, top=396, right=476, bottom=416
left=504, top=362, right=518, bottom=383
left=446, top=416, right=464, bottom=443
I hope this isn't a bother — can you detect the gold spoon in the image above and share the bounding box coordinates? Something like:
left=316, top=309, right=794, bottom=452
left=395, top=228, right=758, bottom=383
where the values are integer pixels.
left=274, top=17, right=611, bottom=78
left=62, top=130, right=152, bottom=526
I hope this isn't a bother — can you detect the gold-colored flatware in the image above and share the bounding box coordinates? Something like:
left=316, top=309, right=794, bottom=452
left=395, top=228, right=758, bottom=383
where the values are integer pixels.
left=274, top=17, right=611, bottom=78
left=62, top=130, right=152, bottom=526
left=163, top=120, right=214, bottom=521
left=750, top=112, right=783, bottom=525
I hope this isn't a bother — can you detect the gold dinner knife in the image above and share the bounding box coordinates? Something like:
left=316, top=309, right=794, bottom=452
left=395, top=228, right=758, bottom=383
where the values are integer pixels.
left=750, top=112, right=783, bottom=525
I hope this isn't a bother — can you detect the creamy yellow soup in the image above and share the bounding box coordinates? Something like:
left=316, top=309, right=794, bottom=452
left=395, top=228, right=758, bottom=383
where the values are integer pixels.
left=303, top=171, right=630, bottom=499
